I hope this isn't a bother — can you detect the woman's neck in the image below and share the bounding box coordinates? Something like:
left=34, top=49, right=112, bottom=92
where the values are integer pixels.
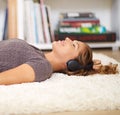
left=44, top=52, right=65, bottom=72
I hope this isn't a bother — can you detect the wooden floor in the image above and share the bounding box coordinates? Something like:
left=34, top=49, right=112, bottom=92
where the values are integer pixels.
left=92, top=48, right=120, bottom=62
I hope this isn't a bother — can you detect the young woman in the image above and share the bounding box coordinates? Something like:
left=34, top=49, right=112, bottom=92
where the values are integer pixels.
left=0, top=38, right=118, bottom=85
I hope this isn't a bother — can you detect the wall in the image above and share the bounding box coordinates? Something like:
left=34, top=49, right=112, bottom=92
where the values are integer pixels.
left=111, top=0, right=120, bottom=40
left=45, top=0, right=113, bottom=31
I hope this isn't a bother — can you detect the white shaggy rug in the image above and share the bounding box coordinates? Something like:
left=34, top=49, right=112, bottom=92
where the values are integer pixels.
left=0, top=53, right=120, bottom=115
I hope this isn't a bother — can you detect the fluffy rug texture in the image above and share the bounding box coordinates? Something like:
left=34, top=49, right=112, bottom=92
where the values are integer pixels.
left=0, top=53, right=120, bottom=115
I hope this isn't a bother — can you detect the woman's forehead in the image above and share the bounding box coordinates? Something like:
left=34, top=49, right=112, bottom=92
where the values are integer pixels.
left=73, top=40, right=86, bottom=47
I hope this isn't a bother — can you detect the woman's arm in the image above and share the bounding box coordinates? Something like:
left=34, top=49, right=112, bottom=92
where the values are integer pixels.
left=0, top=64, right=35, bottom=85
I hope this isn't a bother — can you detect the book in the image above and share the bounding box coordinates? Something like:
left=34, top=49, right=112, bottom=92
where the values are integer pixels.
left=34, top=0, right=45, bottom=43
left=8, top=0, right=17, bottom=39
left=58, top=25, right=107, bottom=34
left=55, top=32, right=116, bottom=42
left=60, top=12, right=95, bottom=19
left=61, top=17, right=100, bottom=23
left=60, top=12, right=100, bottom=22
left=0, top=0, right=7, bottom=41
left=59, top=20, right=100, bottom=28
left=3, top=8, right=8, bottom=40
left=40, top=0, right=51, bottom=43
left=59, top=21, right=99, bottom=28
left=45, top=5, right=55, bottom=42
left=24, top=0, right=36, bottom=44
left=60, top=18, right=100, bottom=24
left=7, top=0, right=29, bottom=41
left=16, top=0, right=24, bottom=40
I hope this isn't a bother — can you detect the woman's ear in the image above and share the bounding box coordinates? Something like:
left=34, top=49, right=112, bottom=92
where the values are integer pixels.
left=66, top=59, right=83, bottom=71
left=93, top=64, right=102, bottom=70
left=93, top=59, right=101, bottom=65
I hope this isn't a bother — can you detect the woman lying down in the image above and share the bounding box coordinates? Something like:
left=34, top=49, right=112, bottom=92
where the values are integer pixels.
left=0, top=38, right=118, bottom=85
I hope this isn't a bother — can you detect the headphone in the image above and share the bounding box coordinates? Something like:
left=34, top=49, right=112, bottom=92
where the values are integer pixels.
left=66, top=59, right=93, bottom=72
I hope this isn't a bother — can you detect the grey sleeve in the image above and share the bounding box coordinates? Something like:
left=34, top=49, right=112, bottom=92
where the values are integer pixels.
left=26, top=59, right=53, bottom=82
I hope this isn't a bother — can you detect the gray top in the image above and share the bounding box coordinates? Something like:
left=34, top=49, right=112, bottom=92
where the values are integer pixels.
left=0, top=39, right=53, bottom=82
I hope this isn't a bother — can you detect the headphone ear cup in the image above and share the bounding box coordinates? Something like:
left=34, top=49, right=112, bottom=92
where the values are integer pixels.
left=67, top=60, right=84, bottom=71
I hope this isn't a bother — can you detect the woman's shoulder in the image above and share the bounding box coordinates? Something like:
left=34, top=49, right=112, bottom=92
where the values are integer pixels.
left=0, top=39, right=27, bottom=45
left=6, top=39, right=27, bottom=44
left=0, top=39, right=33, bottom=53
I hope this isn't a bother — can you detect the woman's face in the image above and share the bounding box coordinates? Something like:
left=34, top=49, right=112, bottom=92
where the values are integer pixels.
left=52, top=38, right=87, bottom=62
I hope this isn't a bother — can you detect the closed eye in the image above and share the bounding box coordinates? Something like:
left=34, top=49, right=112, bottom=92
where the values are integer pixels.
left=72, top=42, right=79, bottom=49
left=72, top=43, right=75, bottom=47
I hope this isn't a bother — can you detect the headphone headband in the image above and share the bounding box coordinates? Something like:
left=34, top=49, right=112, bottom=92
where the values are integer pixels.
left=67, top=59, right=93, bottom=72
left=84, top=62, right=93, bottom=70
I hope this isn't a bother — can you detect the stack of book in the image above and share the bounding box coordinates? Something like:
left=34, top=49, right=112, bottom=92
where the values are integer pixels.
left=55, top=12, right=116, bottom=42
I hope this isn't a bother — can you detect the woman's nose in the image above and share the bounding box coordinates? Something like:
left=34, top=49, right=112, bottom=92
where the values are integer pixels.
left=65, top=37, right=72, bottom=42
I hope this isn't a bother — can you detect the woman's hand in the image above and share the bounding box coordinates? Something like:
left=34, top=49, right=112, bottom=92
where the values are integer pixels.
left=93, top=59, right=102, bottom=70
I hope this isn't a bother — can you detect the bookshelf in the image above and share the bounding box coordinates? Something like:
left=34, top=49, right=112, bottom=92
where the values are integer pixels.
left=44, top=0, right=120, bottom=51
left=0, top=0, right=120, bottom=50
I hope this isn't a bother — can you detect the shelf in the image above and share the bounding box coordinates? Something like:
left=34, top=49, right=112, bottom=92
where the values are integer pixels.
left=44, top=0, right=120, bottom=50
left=31, top=41, right=120, bottom=51
left=2, top=0, right=119, bottom=50
left=88, top=41, right=120, bottom=51
left=29, top=43, right=52, bottom=50
left=45, top=0, right=115, bottom=31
